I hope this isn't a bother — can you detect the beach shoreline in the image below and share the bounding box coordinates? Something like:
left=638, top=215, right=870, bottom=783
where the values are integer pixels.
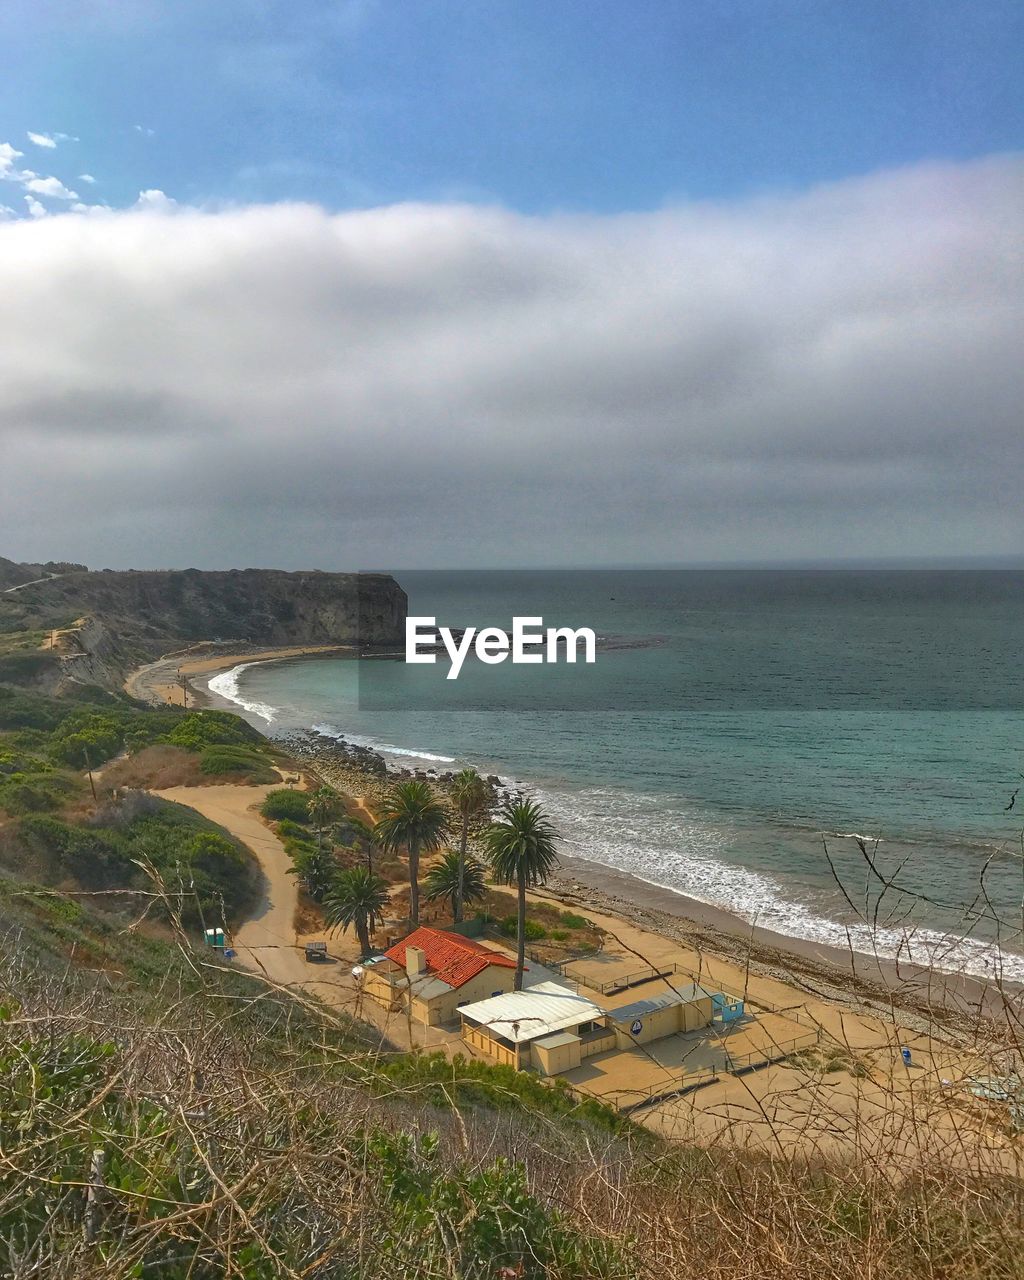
left=124, top=643, right=355, bottom=708
left=130, top=646, right=1022, bottom=1028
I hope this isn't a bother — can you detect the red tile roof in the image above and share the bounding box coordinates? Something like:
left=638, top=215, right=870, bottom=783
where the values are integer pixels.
left=385, top=926, right=520, bottom=991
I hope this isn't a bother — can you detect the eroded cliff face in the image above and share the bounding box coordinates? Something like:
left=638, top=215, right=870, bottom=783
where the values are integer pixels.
left=0, top=568, right=407, bottom=690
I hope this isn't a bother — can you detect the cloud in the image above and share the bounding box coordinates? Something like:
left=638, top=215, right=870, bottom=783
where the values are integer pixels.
left=78, top=173, right=97, bottom=184
left=134, top=188, right=175, bottom=211
left=0, top=153, right=1021, bottom=568
left=132, top=124, right=156, bottom=137
left=1, top=140, right=85, bottom=211
left=23, top=176, right=79, bottom=201
left=0, top=142, right=25, bottom=177
left=27, top=131, right=78, bottom=149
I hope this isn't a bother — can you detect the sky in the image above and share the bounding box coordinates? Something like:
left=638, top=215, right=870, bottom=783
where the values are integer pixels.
left=0, top=1, right=1021, bottom=569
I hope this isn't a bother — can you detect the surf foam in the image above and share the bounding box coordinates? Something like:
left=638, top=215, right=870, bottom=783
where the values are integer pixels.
left=207, top=662, right=279, bottom=723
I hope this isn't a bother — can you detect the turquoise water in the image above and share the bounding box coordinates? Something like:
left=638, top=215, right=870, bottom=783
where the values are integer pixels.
left=210, top=571, right=1024, bottom=980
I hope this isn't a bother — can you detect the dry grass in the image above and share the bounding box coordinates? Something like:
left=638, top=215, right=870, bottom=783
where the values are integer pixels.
left=1, top=919, right=1022, bottom=1280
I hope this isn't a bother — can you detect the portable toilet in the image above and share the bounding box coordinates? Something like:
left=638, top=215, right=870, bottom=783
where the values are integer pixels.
left=204, top=927, right=226, bottom=949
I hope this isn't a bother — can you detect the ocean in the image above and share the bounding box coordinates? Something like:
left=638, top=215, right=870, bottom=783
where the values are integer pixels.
left=208, top=570, right=1024, bottom=982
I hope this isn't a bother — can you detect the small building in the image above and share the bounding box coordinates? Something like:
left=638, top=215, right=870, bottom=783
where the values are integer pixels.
left=458, top=981, right=612, bottom=1073
left=361, top=926, right=520, bottom=1026
left=607, top=984, right=718, bottom=1047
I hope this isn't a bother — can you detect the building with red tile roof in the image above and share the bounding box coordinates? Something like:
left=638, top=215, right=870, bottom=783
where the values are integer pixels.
left=361, top=926, right=524, bottom=1027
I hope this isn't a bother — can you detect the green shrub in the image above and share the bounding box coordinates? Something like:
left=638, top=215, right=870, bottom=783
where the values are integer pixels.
left=0, top=688, right=64, bottom=731
left=560, top=912, right=589, bottom=929
left=276, top=818, right=311, bottom=839
left=199, top=745, right=275, bottom=777
left=261, top=789, right=310, bottom=822
left=49, top=712, right=126, bottom=767
left=165, top=710, right=263, bottom=752
left=16, top=800, right=258, bottom=925
left=0, top=774, right=77, bottom=816
left=371, top=1051, right=639, bottom=1142
left=0, top=651, right=61, bottom=685
left=500, top=915, right=546, bottom=941
left=17, top=815, right=125, bottom=882
left=548, top=928, right=569, bottom=942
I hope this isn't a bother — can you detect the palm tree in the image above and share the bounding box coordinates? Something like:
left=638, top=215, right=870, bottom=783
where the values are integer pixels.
left=306, top=787, right=340, bottom=853
left=344, top=814, right=378, bottom=873
left=424, top=848, right=487, bottom=921
left=450, top=768, right=490, bottom=923
left=374, top=780, right=449, bottom=927
left=324, top=867, right=390, bottom=958
left=485, top=798, right=561, bottom=990
left=287, top=842, right=337, bottom=902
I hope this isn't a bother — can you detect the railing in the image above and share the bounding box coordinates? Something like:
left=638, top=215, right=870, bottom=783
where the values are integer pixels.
left=724, top=1029, right=820, bottom=1074
left=563, top=1067, right=721, bottom=1114
left=561, top=960, right=694, bottom=995
left=463, top=1025, right=519, bottom=1069
left=742, top=999, right=823, bottom=1034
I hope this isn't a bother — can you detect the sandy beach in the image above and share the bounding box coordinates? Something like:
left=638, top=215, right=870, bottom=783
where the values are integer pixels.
left=151, top=764, right=1020, bottom=1171
left=125, top=643, right=354, bottom=707
left=124, top=645, right=1024, bottom=1165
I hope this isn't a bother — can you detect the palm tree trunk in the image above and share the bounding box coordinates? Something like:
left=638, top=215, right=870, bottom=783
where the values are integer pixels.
left=455, top=813, right=469, bottom=924
left=515, top=862, right=526, bottom=991
left=355, top=915, right=371, bottom=958
left=409, top=836, right=420, bottom=927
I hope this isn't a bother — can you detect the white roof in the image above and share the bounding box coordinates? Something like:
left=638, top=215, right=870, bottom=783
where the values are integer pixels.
left=458, top=980, right=604, bottom=1044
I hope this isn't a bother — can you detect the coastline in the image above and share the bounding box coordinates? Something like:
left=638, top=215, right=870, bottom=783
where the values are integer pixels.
left=134, top=647, right=1021, bottom=1029
left=124, top=643, right=355, bottom=708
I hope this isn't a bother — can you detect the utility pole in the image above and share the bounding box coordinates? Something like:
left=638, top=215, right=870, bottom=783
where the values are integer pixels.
left=179, top=669, right=188, bottom=708
left=82, top=744, right=97, bottom=802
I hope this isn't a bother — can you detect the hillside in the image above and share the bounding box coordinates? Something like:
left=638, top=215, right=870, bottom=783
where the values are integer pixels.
left=0, top=563, right=407, bottom=691
left=2, top=865, right=1021, bottom=1278
left=1, top=665, right=1022, bottom=1275
left=0, top=556, right=87, bottom=590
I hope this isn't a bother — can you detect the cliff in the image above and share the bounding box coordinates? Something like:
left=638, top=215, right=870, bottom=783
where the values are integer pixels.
left=0, top=565, right=407, bottom=691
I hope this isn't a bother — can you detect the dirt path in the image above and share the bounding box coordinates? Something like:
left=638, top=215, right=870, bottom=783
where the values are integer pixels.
left=153, top=781, right=453, bottom=1054
left=156, top=782, right=310, bottom=987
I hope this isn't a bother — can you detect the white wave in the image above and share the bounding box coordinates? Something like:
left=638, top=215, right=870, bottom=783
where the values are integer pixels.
left=530, top=782, right=1024, bottom=985
left=824, top=830, right=885, bottom=843
left=311, top=723, right=456, bottom=764
left=207, top=662, right=279, bottom=723
left=271, top=696, right=1024, bottom=983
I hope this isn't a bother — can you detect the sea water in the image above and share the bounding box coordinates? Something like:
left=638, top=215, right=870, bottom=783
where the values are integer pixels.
left=209, top=570, right=1024, bottom=981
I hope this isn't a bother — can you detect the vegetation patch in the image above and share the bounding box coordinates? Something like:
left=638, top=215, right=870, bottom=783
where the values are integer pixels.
left=260, top=787, right=311, bottom=822
left=11, top=794, right=258, bottom=926
left=199, top=743, right=278, bottom=780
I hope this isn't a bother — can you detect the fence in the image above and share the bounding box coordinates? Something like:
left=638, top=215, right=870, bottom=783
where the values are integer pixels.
left=743, top=999, right=824, bottom=1034
left=462, top=1024, right=519, bottom=1069
left=724, top=1028, right=820, bottom=1075
left=559, top=960, right=693, bottom=995
left=564, top=1067, right=721, bottom=1115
